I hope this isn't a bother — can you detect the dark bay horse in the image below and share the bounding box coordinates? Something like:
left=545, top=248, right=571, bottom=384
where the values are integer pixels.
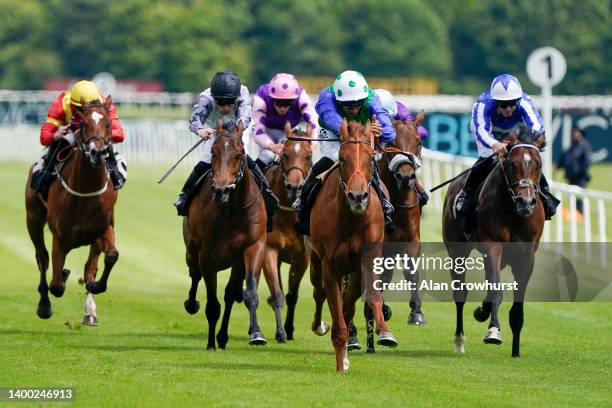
left=357, top=113, right=427, bottom=352
left=443, top=138, right=545, bottom=357
left=261, top=122, right=313, bottom=343
left=25, top=98, right=119, bottom=326
left=183, top=120, right=268, bottom=349
left=308, top=119, right=397, bottom=372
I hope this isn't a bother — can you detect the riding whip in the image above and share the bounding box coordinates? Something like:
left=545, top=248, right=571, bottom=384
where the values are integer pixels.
left=157, top=137, right=206, bottom=184
left=429, top=155, right=497, bottom=192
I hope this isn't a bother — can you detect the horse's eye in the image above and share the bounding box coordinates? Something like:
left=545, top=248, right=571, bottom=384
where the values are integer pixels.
left=338, top=156, right=345, bottom=163
left=306, top=155, right=312, bottom=161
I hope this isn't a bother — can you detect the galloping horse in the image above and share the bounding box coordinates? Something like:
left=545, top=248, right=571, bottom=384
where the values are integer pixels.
left=183, top=120, right=268, bottom=349
left=308, top=119, right=397, bottom=372
left=443, top=135, right=545, bottom=357
left=25, top=98, right=119, bottom=325
left=261, top=122, right=313, bottom=343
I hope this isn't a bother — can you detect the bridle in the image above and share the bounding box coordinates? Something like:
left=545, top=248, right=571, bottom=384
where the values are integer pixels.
left=498, top=144, right=541, bottom=205
left=338, top=139, right=375, bottom=196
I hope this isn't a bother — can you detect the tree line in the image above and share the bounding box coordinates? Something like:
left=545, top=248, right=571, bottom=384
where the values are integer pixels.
left=1, top=0, right=609, bottom=95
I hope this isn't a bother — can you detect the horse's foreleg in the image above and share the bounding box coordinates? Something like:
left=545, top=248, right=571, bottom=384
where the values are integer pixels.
left=406, top=268, right=426, bottom=325
left=322, top=261, right=348, bottom=372
left=243, top=241, right=267, bottom=346
left=310, top=252, right=329, bottom=336
left=49, top=236, right=70, bottom=298
left=481, top=244, right=503, bottom=345
left=82, top=243, right=102, bottom=326
left=27, top=208, right=52, bottom=318
left=199, top=259, right=219, bottom=350
left=452, top=270, right=468, bottom=352
left=217, top=264, right=242, bottom=350
left=510, top=256, right=534, bottom=358
left=262, top=247, right=285, bottom=343
left=86, top=226, right=118, bottom=294
left=284, top=253, right=307, bottom=340
left=342, top=274, right=362, bottom=353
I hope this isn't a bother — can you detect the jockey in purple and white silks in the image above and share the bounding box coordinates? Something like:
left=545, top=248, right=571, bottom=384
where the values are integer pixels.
left=247, top=73, right=318, bottom=170
left=174, top=71, right=278, bottom=229
left=454, top=74, right=559, bottom=233
left=293, top=70, right=397, bottom=235
left=373, top=88, right=428, bottom=139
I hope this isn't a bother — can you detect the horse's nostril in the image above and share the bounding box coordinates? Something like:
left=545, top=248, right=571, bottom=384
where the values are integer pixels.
left=530, top=198, right=537, bottom=206
left=347, top=192, right=355, bottom=200
left=363, top=191, right=369, bottom=200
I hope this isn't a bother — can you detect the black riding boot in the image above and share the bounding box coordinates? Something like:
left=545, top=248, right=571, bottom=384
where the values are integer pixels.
left=455, top=156, right=496, bottom=233
left=538, top=175, right=560, bottom=220
left=293, top=157, right=335, bottom=235
left=106, top=145, right=127, bottom=190
left=371, top=165, right=396, bottom=234
left=31, top=138, right=71, bottom=201
left=247, top=156, right=279, bottom=232
left=174, top=161, right=211, bottom=216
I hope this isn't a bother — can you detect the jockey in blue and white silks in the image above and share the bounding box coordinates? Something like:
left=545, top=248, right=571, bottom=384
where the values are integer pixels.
left=455, top=74, right=559, bottom=233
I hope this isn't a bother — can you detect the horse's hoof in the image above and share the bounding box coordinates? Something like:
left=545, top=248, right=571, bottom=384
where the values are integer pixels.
left=407, top=311, right=426, bottom=325
left=284, top=323, right=294, bottom=340
left=248, top=332, right=267, bottom=346
left=366, top=348, right=376, bottom=354
left=49, top=284, right=65, bottom=298
left=483, top=327, right=502, bottom=345
left=473, top=306, right=490, bottom=322
left=36, top=304, right=52, bottom=319
left=377, top=331, right=398, bottom=348
left=62, top=268, right=71, bottom=281
left=184, top=299, right=200, bottom=315
left=86, top=281, right=107, bottom=295
left=313, top=321, right=330, bottom=336
left=82, top=315, right=98, bottom=326
left=347, top=335, right=361, bottom=351
left=512, top=353, right=520, bottom=358
left=454, top=335, right=465, bottom=353
left=275, top=330, right=286, bottom=344
left=382, top=303, right=392, bottom=321
left=216, top=333, right=229, bottom=349
left=342, top=348, right=350, bottom=371
left=206, top=344, right=216, bottom=351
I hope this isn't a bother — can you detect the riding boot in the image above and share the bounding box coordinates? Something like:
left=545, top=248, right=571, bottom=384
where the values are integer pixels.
left=414, top=179, right=429, bottom=206
left=106, top=145, right=127, bottom=190
left=31, top=138, right=71, bottom=200
left=174, top=161, right=211, bottom=216
left=293, top=157, right=335, bottom=235
left=538, top=175, right=560, bottom=220
left=246, top=156, right=279, bottom=232
left=455, top=156, right=495, bottom=233
left=371, top=165, right=395, bottom=234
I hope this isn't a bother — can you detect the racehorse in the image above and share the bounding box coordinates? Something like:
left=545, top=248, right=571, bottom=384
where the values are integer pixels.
left=25, top=98, right=119, bottom=326
left=183, top=120, right=268, bottom=349
left=442, top=134, right=545, bottom=357
left=308, top=119, right=397, bottom=372
left=261, top=122, right=313, bottom=343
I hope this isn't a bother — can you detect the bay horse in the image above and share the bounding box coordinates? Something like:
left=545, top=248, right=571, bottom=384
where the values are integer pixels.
left=359, top=112, right=427, bottom=353
left=25, top=98, right=119, bottom=326
left=443, top=135, right=545, bottom=358
left=308, top=119, right=397, bottom=372
left=183, top=120, right=268, bottom=349
left=260, top=122, right=313, bottom=343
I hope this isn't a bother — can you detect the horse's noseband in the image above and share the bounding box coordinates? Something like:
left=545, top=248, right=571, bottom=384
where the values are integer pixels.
left=338, top=140, right=374, bottom=195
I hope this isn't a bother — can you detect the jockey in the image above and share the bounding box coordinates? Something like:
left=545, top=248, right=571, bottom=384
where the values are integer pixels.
left=248, top=73, right=318, bottom=170
left=32, top=80, right=127, bottom=200
left=174, top=71, right=279, bottom=230
left=374, top=88, right=429, bottom=205
left=293, top=70, right=396, bottom=235
left=455, top=74, right=560, bottom=231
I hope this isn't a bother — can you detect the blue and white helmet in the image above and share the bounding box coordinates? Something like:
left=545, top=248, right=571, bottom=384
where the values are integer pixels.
left=374, top=89, right=397, bottom=117
left=490, top=74, right=523, bottom=101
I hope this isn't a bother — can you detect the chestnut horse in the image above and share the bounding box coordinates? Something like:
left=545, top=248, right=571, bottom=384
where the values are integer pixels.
left=25, top=98, right=119, bottom=326
left=261, top=122, right=313, bottom=343
left=443, top=137, right=545, bottom=358
left=183, top=120, right=268, bottom=349
left=308, top=120, right=397, bottom=372
left=359, top=113, right=427, bottom=352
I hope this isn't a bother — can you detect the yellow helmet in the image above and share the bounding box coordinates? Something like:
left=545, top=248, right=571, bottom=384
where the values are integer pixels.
left=69, top=80, right=102, bottom=106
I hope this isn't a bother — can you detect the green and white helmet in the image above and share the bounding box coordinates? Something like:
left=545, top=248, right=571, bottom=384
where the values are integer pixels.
left=333, top=70, right=369, bottom=102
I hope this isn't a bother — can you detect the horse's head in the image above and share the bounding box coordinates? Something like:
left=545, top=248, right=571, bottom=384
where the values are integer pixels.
left=280, top=121, right=313, bottom=202
left=503, top=143, right=542, bottom=217
left=75, top=97, right=112, bottom=167
left=388, top=112, right=424, bottom=190
left=210, top=120, right=246, bottom=203
left=338, top=119, right=375, bottom=214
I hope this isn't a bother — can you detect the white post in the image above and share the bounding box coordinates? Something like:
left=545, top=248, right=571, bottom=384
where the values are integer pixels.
left=542, top=84, right=553, bottom=181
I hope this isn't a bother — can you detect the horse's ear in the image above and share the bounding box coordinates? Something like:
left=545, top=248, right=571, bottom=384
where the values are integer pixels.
left=414, top=110, right=425, bottom=127
left=306, top=122, right=313, bottom=137
left=237, top=120, right=244, bottom=135
left=365, top=119, right=372, bottom=137
left=340, top=119, right=349, bottom=141
left=216, top=120, right=223, bottom=134
left=80, top=97, right=87, bottom=109
left=103, top=95, right=112, bottom=111
left=533, top=132, right=546, bottom=149
left=284, top=121, right=292, bottom=136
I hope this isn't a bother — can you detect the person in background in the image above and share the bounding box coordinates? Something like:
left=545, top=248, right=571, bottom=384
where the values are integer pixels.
left=557, top=127, right=592, bottom=213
